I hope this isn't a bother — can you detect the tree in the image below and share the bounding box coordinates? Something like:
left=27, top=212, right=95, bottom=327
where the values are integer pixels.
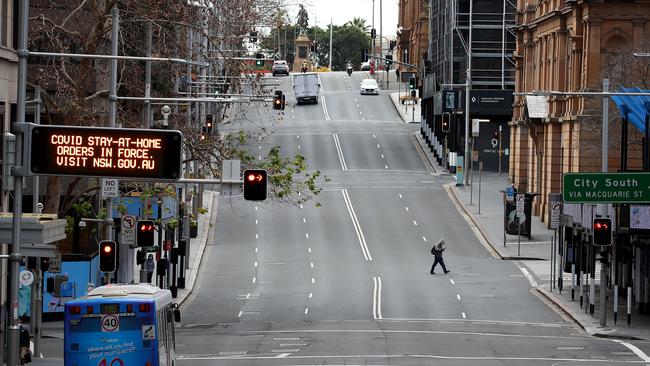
left=27, top=0, right=327, bottom=223
left=330, top=25, right=371, bottom=70
left=345, top=17, right=369, bottom=33
left=297, top=4, right=309, bottom=31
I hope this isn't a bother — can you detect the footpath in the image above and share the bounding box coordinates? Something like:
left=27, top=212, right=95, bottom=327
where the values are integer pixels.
left=18, top=191, right=218, bottom=365
left=408, top=124, right=650, bottom=340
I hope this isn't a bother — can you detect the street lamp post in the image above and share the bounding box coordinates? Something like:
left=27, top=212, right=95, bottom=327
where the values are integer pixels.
left=463, top=0, right=474, bottom=186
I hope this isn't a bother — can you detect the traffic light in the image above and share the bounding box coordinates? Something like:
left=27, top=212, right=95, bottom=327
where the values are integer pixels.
left=249, top=31, right=258, bottom=43
left=411, top=90, right=416, bottom=98
left=243, top=169, right=267, bottom=201
left=137, top=220, right=156, bottom=247
left=273, top=91, right=284, bottom=110
left=370, top=28, right=376, bottom=39
left=310, top=42, right=315, bottom=52
left=441, top=113, right=450, bottom=133
left=200, top=126, right=208, bottom=141
left=389, top=40, right=396, bottom=50
left=255, top=53, right=264, bottom=67
left=40, top=257, right=50, bottom=272
left=99, top=240, right=117, bottom=273
left=593, top=218, right=612, bottom=246
left=409, top=76, right=416, bottom=90
left=385, top=54, right=393, bottom=66
left=493, top=131, right=499, bottom=140
left=205, top=114, right=213, bottom=133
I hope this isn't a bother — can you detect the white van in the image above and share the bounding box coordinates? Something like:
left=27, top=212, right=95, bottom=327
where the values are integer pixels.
left=292, top=73, right=320, bottom=104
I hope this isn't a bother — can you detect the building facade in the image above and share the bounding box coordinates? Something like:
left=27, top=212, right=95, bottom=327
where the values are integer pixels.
left=420, top=0, right=516, bottom=173
left=512, top=0, right=650, bottom=220
left=396, top=0, right=429, bottom=73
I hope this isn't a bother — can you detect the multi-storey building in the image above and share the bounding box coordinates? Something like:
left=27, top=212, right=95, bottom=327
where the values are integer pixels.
left=513, top=0, right=650, bottom=313
left=420, top=0, right=516, bottom=173
left=396, top=0, right=429, bottom=73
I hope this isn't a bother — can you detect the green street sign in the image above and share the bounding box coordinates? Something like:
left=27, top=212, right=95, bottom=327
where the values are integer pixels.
left=563, top=173, right=650, bottom=203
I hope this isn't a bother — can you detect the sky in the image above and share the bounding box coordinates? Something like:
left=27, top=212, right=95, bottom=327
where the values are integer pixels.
left=286, top=0, right=399, bottom=39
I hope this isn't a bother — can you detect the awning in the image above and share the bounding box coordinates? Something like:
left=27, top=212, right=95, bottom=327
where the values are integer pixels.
left=525, top=96, right=548, bottom=119
left=611, top=87, right=650, bottom=133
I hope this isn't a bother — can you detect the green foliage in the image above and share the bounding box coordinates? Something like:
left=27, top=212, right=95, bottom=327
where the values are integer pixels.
left=238, top=143, right=328, bottom=207
left=65, top=198, right=95, bottom=235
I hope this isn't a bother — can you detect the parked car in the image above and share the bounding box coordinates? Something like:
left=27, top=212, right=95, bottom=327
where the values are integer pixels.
left=360, top=78, right=379, bottom=95
left=360, top=62, right=371, bottom=71
left=272, top=60, right=289, bottom=76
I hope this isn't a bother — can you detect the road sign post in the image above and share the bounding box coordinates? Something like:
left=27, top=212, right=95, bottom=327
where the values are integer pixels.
left=101, top=178, right=119, bottom=198
left=121, top=215, right=136, bottom=247
left=516, top=194, right=524, bottom=256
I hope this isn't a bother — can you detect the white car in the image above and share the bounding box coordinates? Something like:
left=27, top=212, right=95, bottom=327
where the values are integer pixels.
left=360, top=62, right=371, bottom=71
left=360, top=79, right=379, bottom=95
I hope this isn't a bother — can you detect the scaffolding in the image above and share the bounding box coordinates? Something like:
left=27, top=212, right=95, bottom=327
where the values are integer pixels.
left=430, top=0, right=516, bottom=89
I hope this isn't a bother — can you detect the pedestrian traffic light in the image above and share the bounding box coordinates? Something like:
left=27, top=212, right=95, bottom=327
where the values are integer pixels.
left=411, top=90, right=416, bottom=98
left=205, top=114, right=213, bottom=133
left=362, top=49, right=369, bottom=62
left=593, top=218, right=612, bottom=246
left=493, top=131, right=499, bottom=140
left=273, top=91, right=284, bottom=110
left=441, top=113, right=450, bottom=133
left=385, top=54, right=393, bottom=66
left=137, top=220, right=156, bottom=247
left=40, top=257, right=50, bottom=272
left=409, top=76, right=416, bottom=90
left=99, top=240, right=117, bottom=273
left=243, top=169, right=267, bottom=201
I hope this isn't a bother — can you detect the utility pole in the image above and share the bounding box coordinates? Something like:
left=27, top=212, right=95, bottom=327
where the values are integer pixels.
left=463, top=0, right=474, bottom=186
left=329, top=19, right=333, bottom=70
left=371, top=0, right=375, bottom=77
left=379, top=0, right=382, bottom=80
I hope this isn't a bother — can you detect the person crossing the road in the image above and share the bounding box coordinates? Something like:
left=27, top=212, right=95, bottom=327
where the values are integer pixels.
left=430, top=239, right=450, bottom=274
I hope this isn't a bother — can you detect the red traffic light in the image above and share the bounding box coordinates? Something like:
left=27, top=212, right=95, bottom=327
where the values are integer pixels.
left=99, top=240, right=117, bottom=273
left=102, top=244, right=113, bottom=253
left=243, top=169, right=267, bottom=201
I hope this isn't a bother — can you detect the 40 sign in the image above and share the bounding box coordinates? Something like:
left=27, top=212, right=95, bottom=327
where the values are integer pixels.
left=563, top=173, right=650, bottom=203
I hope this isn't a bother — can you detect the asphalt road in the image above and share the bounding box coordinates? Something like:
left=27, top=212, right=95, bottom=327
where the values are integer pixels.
left=176, top=71, right=650, bottom=365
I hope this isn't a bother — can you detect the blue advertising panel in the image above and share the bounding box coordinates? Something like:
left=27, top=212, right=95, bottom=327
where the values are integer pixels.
left=43, top=261, right=92, bottom=314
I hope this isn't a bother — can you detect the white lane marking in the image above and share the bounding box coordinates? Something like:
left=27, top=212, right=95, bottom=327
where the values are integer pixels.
left=308, top=248, right=312, bottom=253
left=258, top=155, right=262, bottom=160
left=457, top=294, right=461, bottom=301
left=377, top=144, right=380, bottom=149
left=413, top=220, right=418, bottom=226
left=274, top=337, right=300, bottom=341
left=385, top=165, right=388, bottom=169
left=305, top=308, right=309, bottom=314
left=556, top=347, right=584, bottom=350
left=255, top=219, right=258, bottom=225
left=238, top=311, right=243, bottom=317
left=332, top=133, right=348, bottom=170
left=462, top=312, right=467, bottom=319
left=252, top=277, right=257, bottom=283
left=297, top=135, right=300, bottom=139
left=255, top=206, right=258, bottom=211
left=255, top=248, right=258, bottom=253
left=372, top=276, right=384, bottom=320
left=398, top=194, right=403, bottom=199
left=256, top=233, right=259, bottom=239
left=518, top=267, right=538, bottom=287
left=422, top=236, right=427, bottom=242
left=254, top=261, right=258, bottom=267
left=320, top=95, right=331, bottom=120
left=613, top=340, right=650, bottom=362
left=280, top=343, right=307, bottom=347
left=259, top=145, right=262, bottom=149
left=275, top=353, right=291, bottom=358
left=309, top=292, right=313, bottom=299
left=303, top=217, right=307, bottom=223
left=450, top=279, right=455, bottom=285
left=405, top=206, right=409, bottom=212
left=310, top=262, right=314, bottom=268
left=298, top=145, right=301, bottom=150
left=373, top=134, right=376, bottom=138
left=381, top=154, right=385, bottom=159
left=311, top=278, right=315, bottom=284
left=305, top=233, right=309, bottom=239
left=342, top=189, right=372, bottom=261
